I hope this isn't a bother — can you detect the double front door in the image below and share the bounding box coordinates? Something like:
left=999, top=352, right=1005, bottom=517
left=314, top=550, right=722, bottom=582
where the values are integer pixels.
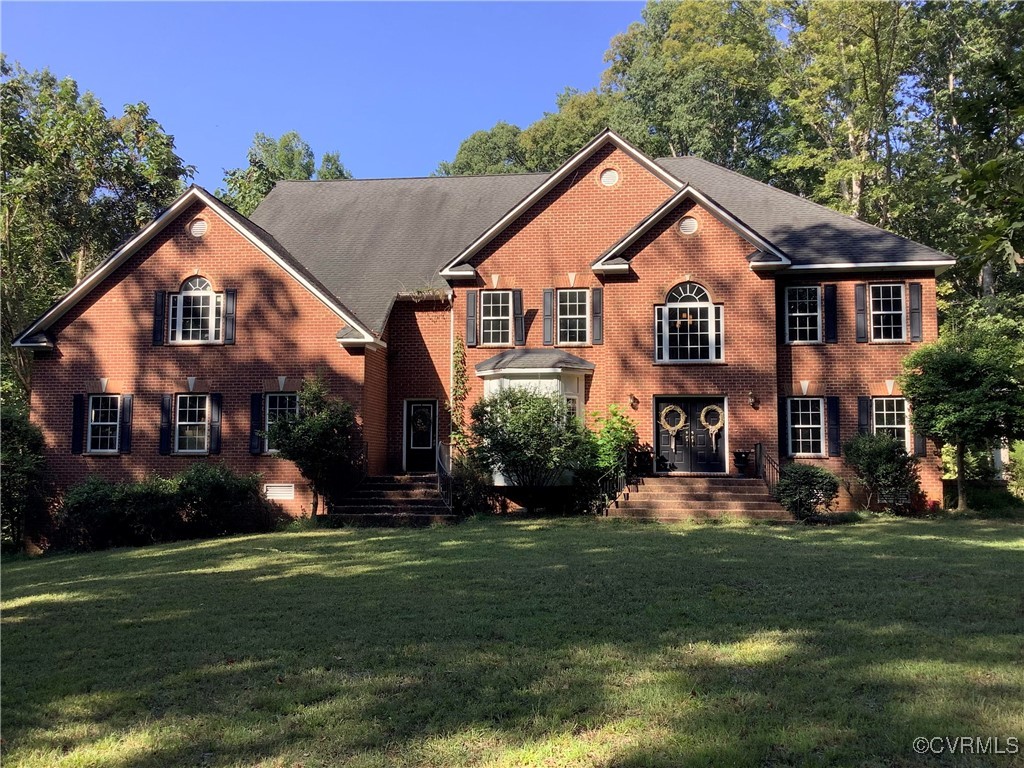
left=655, top=397, right=727, bottom=473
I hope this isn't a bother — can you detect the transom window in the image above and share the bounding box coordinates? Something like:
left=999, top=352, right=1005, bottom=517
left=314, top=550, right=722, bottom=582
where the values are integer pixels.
left=87, top=395, right=120, bottom=453
left=169, top=276, right=223, bottom=344
left=788, top=398, right=825, bottom=456
left=655, top=282, right=723, bottom=362
left=175, top=394, right=209, bottom=453
left=480, top=290, right=512, bottom=346
left=873, top=397, right=909, bottom=448
left=265, top=393, right=299, bottom=452
left=557, top=289, right=589, bottom=345
left=786, top=286, right=821, bottom=343
left=870, top=284, right=905, bottom=342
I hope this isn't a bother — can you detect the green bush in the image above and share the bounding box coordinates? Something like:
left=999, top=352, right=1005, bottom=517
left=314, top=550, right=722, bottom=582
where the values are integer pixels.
left=52, top=464, right=284, bottom=552
left=775, top=464, right=840, bottom=520
left=941, top=443, right=995, bottom=481
left=591, top=405, right=638, bottom=471
left=0, top=403, right=49, bottom=551
left=449, top=452, right=496, bottom=517
left=1005, top=441, right=1024, bottom=500
left=843, top=433, right=922, bottom=514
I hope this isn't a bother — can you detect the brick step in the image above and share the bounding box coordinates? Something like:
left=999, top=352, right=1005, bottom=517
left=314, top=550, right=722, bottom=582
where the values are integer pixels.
left=617, top=498, right=785, bottom=512
left=332, top=503, right=450, bottom=515
left=349, top=488, right=442, bottom=501
left=358, top=481, right=438, bottom=492
left=319, top=512, right=457, bottom=528
left=625, top=489, right=775, bottom=500
left=632, top=477, right=766, bottom=489
left=364, top=474, right=438, bottom=485
left=608, top=508, right=790, bottom=521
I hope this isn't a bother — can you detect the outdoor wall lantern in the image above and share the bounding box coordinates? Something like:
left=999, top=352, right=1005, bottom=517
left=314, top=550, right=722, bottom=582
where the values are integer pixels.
left=747, top=391, right=758, bottom=408
left=629, top=394, right=640, bottom=410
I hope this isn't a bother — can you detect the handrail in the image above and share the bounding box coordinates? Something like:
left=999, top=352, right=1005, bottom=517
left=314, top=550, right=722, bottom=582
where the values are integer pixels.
left=754, top=443, right=780, bottom=498
left=594, top=449, right=629, bottom=515
left=436, top=440, right=454, bottom=511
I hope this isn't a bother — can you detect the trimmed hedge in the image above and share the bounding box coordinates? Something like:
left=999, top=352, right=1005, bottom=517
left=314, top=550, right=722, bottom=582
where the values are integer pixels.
left=775, top=464, right=841, bottom=521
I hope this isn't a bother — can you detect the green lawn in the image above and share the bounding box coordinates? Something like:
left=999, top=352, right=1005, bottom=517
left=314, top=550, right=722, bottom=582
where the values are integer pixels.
left=3, top=518, right=1023, bottom=767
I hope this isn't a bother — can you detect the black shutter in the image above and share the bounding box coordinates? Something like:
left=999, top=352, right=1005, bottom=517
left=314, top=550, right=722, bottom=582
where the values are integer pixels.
left=592, top=287, right=604, bottom=345
left=224, top=289, right=237, bottom=345
left=909, top=282, right=922, bottom=342
left=858, top=396, right=872, bottom=435
left=543, top=289, right=554, bottom=346
left=153, top=292, right=166, bottom=346
left=778, top=398, right=789, bottom=457
left=159, top=395, right=173, bottom=455
left=776, top=283, right=787, bottom=344
left=119, top=394, right=133, bottom=454
left=824, top=284, right=838, bottom=343
left=512, top=289, right=525, bottom=346
left=209, top=394, right=222, bottom=455
left=855, top=284, right=868, bottom=343
left=826, top=396, right=841, bottom=457
left=250, top=393, right=264, bottom=454
left=465, top=290, right=478, bottom=347
left=71, top=394, right=85, bottom=454
left=914, top=431, right=927, bottom=457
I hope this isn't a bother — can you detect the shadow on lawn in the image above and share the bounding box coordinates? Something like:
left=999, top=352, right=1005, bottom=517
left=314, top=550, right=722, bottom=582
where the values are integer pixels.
left=3, top=520, right=1023, bottom=767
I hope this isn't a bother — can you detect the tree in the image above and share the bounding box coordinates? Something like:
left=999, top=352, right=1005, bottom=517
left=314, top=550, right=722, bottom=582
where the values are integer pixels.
left=0, top=401, right=48, bottom=551
left=469, top=388, right=596, bottom=513
left=842, top=433, right=921, bottom=513
left=1, top=59, right=191, bottom=402
left=435, top=122, right=529, bottom=176
left=219, top=131, right=352, bottom=214
left=264, top=377, right=364, bottom=516
left=519, top=89, right=621, bottom=171
left=900, top=310, right=1024, bottom=510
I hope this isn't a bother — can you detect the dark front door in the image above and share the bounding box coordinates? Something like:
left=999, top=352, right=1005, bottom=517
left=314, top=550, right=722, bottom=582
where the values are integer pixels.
left=655, top=397, right=727, bottom=473
left=405, top=400, right=436, bottom=473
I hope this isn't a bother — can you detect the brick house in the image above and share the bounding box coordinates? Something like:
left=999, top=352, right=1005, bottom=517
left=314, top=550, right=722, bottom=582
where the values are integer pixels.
left=15, top=130, right=954, bottom=515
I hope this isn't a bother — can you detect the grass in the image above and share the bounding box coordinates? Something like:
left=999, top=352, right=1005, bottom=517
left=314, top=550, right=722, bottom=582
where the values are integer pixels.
left=2, top=517, right=1023, bottom=767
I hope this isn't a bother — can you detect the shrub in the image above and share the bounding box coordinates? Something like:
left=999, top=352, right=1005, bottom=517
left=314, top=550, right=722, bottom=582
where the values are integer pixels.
left=1009, top=441, right=1024, bottom=500
left=775, top=464, right=840, bottom=520
left=449, top=452, right=495, bottom=516
left=177, top=463, right=279, bottom=536
left=591, top=405, right=638, bottom=471
left=0, top=403, right=49, bottom=551
left=843, top=433, right=922, bottom=515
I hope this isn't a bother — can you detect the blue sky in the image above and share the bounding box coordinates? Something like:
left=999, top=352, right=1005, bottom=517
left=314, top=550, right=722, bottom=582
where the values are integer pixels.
left=3, top=2, right=646, bottom=188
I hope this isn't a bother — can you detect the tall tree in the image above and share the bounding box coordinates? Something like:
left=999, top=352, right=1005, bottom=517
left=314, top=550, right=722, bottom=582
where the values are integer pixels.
left=435, top=122, right=529, bottom=176
left=519, top=89, right=622, bottom=172
left=1, top=59, right=191, bottom=401
left=219, top=131, right=352, bottom=214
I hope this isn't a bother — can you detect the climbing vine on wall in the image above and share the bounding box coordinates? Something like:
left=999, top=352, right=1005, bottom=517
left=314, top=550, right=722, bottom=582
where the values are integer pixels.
left=450, top=334, right=470, bottom=452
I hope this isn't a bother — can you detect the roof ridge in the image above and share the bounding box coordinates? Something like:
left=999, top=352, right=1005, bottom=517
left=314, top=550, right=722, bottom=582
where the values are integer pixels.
left=276, top=171, right=551, bottom=184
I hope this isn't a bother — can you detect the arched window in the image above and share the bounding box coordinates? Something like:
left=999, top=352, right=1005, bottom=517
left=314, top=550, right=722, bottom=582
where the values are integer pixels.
left=655, top=281, right=723, bottom=362
left=170, top=276, right=223, bottom=343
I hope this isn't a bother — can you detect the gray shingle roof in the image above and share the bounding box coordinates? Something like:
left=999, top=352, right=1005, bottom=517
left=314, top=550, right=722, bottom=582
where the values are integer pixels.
left=476, top=349, right=596, bottom=373
left=249, top=174, right=547, bottom=334
left=654, top=157, right=954, bottom=267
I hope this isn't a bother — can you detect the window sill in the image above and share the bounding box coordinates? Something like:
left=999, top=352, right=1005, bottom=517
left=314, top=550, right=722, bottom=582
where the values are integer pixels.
left=556, top=342, right=591, bottom=348
left=167, top=341, right=225, bottom=347
left=173, top=450, right=210, bottom=456
left=653, top=360, right=727, bottom=366
left=785, top=341, right=824, bottom=346
left=85, top=450, right=119, bottom=456
left=790, top=454, right=828, bottom=459
left=479, top=343, right=514, bottom=349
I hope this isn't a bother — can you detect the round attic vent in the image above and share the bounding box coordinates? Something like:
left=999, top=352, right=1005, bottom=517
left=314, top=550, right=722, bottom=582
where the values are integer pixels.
left=189, top=218, right=208, bottom=238
left=678, top=216, right=699, bottom=235
left=599, top=168, right=620, bottom=187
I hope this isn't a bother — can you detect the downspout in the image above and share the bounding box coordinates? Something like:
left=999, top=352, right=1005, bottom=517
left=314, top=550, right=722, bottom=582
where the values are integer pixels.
left=448, top=288, right=455, bottom=447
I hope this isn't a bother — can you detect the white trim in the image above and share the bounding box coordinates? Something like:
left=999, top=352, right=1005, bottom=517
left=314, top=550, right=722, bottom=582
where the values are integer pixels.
left=871, top=396, right=912, bottom=451
left=869, top=283, right=907, bottom=343
left=555, top=287, right=590, bottom=346
left=786, top=260, right=954, bottom=271
left=783, top=285, right=823, bottom=345
left=86, top=394, right=121, bottom=455
left=591, top=263, right=631, bottom=275
left=263, top=391, right=299, bottom=453
left=174, top=393, right=210, bottom=455
left=12, top=186, right=377, bottom=347
left=169, top=282, right=224, bottom=345
left=479, top=289, right=513, bottom=347
left=787, top=397, right=827, bottom=458
left=440, top=130, right=681, bottom=278
left=476, top=366, right=594, bottom=378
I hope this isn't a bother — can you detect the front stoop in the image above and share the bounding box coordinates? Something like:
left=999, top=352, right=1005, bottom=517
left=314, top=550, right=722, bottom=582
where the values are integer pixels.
left=607, top=476, right=790, bottom=522
left=321, top=474, right=457, bottom=527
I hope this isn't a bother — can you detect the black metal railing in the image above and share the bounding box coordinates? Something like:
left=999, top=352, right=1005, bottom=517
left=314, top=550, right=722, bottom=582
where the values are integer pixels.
left=436, top=440, right=454, bottom=511
left=754, top=443, right=780, bottom=498
left=594, top=450, right=629, bottom=515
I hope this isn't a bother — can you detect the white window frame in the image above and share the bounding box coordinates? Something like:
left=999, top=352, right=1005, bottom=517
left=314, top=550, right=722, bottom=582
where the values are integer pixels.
left=872, top=397, right=910, bottom=450
left=788, top=397, right=826, bottom=457
left=565, top=395, right=579, bottom=420
left=869, top=283, right=906, bottom=343
left=480, top=290, right=513, bottom=346
left=87, top=394, right=120, bottom=454
left=174, top=393, right=210, bottom=454
left=556, top=288, right=590, bottom=346
left=785, top=286, right=822, bottom=344
left=264, top=392, right=300, bottom=453
left=655, top=283, right=723, bottom=363
left=169, top=277, right=224, bottom=345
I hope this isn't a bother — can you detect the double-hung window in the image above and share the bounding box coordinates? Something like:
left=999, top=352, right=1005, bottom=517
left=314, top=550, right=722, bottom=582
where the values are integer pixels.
left=785, top=286, right=821, bottom=343
left=873, top=397, right=909, bottom=448
left=655, top=282, right=723, bottom=362
left=557, top=289, right=589, bottom=345
left=265, top=393, right=299, bottom=452
left=870, top=284, right=905, bottom=342
left=480, top=290, right=512, bottom=346
left=788, top=398, right=825, bottom=456
left=87, top=395, right=120, bottom=453
left=175, top=394, right=209, bottom=453
left=169, top=277, right=223, bottom=344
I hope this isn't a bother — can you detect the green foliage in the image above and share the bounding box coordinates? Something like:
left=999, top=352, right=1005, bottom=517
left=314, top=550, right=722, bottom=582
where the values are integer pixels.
left=265, top=376, right=363, bottom=515
left=449, top=335, right=470, bottom=452
left=843, top=433, right=922, bottom=515
left=591, top=404, right=638, bottom=471
left=219, top=131, right=352, bottom=214
left=775, top=463, right=840, bottom=520
left=176, top=463, right=282, bottom=537
left=469, top=388, right=597, bottom=512
left=0, top=401, right=48, bottom=551
left=1007, top=441, right=1024, bottom=500
left=449, top=452, right=496, bottom=517
left=435, top=122, right=529, bottom=176
left=940, top=443, right=995, bottom=481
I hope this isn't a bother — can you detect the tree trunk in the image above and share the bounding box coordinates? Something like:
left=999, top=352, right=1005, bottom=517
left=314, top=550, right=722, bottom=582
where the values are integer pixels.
left=956, top=442, right=968, bottom=511
left=311, top=488, right=319, bottom=517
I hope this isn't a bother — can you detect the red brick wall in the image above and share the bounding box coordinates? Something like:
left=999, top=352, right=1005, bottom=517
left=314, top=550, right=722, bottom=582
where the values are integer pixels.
left=30, top=200, right=366, bottom=516
left=384, top=298, right=452, bottom=472
left=362, top=346, right=388, bottom=476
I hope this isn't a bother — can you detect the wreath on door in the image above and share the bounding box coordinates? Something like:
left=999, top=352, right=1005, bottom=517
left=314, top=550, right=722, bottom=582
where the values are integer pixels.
left=699, top=404, right=725, bottom=453
left=659, top=405, right=687, bottom=453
